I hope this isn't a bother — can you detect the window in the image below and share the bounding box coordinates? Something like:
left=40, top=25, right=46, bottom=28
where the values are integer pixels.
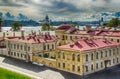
left=109, top=50, right=111, bottom=56
left=58, top=62, right=60, bottom=68
left=58, top=52, right=60, bottom=58
left=62, top=53, right=65, bottom=59
left=52, top=44, right=54, bottom=49
left=21, top=45, right=22, bottom=50
left=101, top=51, right=103, bottom=58
left=14, top=44, right=16, bottom=49
left=63, top=63, right=65, bottom=68
left=66, top=36, right=67, bottom=40
left=70, top=36, right=72, bottom=40
left=96, top=63, right=98, bottom=69
left=105, top=50, right=107, bottom=57
left=109, top=61, right=111, bottom=65
left=117, top=58, right=119, bottom=63
left=113, top=59, right=115, bottom=63
left=24, top=46, right=26, bottom=51
left=17, top=44, right=19, bottom=49
left=47, top=44, right=49, bottom=49
left=91, top=64, right=93, bottom=70
left=77, top=54, right=80, bottom=61
left=14, top=52, right=16, bottom=56
left=91, top=53, right=94, bottom=60
left=85, top=66, right=88, bottom=72
left=96, top=52, right=99, bottom=59
left=72, top=54, right=75, bottom=61
left=43, top=45, right=46, bottom=50
left=17, top=53, right=19, bottom=57
left=28, top=47, right=30, bottom=51
left=78, top=66, right=80, bottom=72
left=101, top=62, right=103, bottom=68
left=21, top=54, right=22, bottom=58
left=11, top=52, right=13, bottom=55
left=72, top=65, right=75, bottom=71
left=86, top=54, right=88, bottom=61
left=117, top=39, right=119, bottom=43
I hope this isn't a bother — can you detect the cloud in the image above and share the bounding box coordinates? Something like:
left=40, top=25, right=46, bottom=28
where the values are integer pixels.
left=0, top=0, right=120, bottom=20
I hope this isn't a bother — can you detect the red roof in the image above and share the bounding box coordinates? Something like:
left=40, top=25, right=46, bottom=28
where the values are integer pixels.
left=6, top=32, right=56, bottom=44
left=57, top=39, right=120, bottom=52
left=72, top=30, right=120, bottom=37
left=56, top=24, right=73, bottom=31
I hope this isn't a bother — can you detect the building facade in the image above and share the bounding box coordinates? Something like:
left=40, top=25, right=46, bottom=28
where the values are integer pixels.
left=56, top=39, right=120, bottom=75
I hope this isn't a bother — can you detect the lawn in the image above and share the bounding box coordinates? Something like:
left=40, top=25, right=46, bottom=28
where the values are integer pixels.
left=0, top=67, right=33, bottom=79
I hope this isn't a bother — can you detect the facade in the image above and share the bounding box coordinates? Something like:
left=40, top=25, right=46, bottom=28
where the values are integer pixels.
left=5, top=31, right=56, bottom=62
left=56, top=39, right=120, bottom=75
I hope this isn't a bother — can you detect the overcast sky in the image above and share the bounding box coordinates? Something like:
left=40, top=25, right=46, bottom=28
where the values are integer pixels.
left=0, top=0, right=120, bottom=20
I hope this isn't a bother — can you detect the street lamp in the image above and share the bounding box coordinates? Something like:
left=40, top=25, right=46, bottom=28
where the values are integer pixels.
left=82, top=64, right=88, bottom=79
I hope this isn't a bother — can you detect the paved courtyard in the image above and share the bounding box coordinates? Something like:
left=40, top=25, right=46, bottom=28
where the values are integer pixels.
left=0, top=56, right=120, bottom=79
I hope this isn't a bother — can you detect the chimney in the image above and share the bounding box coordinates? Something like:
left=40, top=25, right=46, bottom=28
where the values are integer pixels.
left=21, top=30, right=24, bottom=39
left=13, top=32, right=15, bottom=37
left=39, top=30, right=41, bottom=35
left=31, top=30, right=33, bottom=35
left=85, top=25, right=91, bottom=32
left=3, top=32, right=5, bottom=39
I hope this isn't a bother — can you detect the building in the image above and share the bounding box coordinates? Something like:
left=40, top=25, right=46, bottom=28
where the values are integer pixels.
left=5, top=31, right=56, bottom=62
left=56, top=39, right=120, bottom=75
left=55, top=24, right=120, bottom=45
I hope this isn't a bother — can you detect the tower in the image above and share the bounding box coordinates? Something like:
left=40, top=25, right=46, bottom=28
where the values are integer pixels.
left=100, top=17, right=104, bottom=26
left=45, top=14, right=49, bottom=23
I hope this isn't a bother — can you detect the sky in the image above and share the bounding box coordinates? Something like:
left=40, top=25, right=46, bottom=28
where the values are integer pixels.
left=0, top=0, right=120, bottom=21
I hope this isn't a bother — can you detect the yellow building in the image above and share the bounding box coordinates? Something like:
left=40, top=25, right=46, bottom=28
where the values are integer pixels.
left=56, top=39, right=120, bottom=75
left=5, top=31, right=56, bottom=62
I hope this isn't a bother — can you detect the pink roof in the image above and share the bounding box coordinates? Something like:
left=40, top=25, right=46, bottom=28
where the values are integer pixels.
left=72, top=30, right=120, bottom=37
left=57, top=39, right=120, bottom=52
left=6, top=32, right=56, bottom=44
left=56, top=24, right=73, bottom=31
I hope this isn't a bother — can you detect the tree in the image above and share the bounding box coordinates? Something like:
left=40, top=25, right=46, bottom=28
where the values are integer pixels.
left=70, top=24, right=76, bottom=28
left=107, top=18, right=120, bottom=28
left=11, top=22, right=22, bottom=31
left=41, top=23, right=50, bottom=31
left=41, top=22, right=51, bottom=31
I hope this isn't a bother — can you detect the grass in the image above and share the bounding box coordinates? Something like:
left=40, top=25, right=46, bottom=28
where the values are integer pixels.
left=0, top=67, right=33, bottom=79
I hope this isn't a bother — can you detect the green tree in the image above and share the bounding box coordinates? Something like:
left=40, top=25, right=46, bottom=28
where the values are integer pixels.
left=107, top=18, right=120, bottom=28
left=70, top=24, right=76, bottom=28
left=11, top=22, right=22, bottom=31
left=41, top=23, right=50, bottom=31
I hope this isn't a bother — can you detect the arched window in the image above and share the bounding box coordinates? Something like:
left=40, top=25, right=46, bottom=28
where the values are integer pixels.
left=96, top=52, right=99, bottom=59
left=62, top=53, right=65, bottom=59
left=52, top=44, right=54, bottom=49
left=58, top=62, right=60, bottom=68
left=96, top=63, right=98, bottom=69
left=91, top=64, right=93, bottom=70
left=91, top=53, right=94, bottom=60
left=105, top=50, right=107, bottom=57
left=47, top=44, right=49, bottom=49
left=86, top=54, right=88, bottom=61
left=77, top=54, right=80, bottom=61
left=78, top=66, right=80, bottom=72
left=72, top=65, right=75, bottom=71
left=58, top=52, right=60, bottom=58
left=72, top=54, right=75, bottom=61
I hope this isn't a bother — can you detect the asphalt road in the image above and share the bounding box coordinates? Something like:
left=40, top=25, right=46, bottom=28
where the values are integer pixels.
left=0, top=56, right=120, bottom=79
